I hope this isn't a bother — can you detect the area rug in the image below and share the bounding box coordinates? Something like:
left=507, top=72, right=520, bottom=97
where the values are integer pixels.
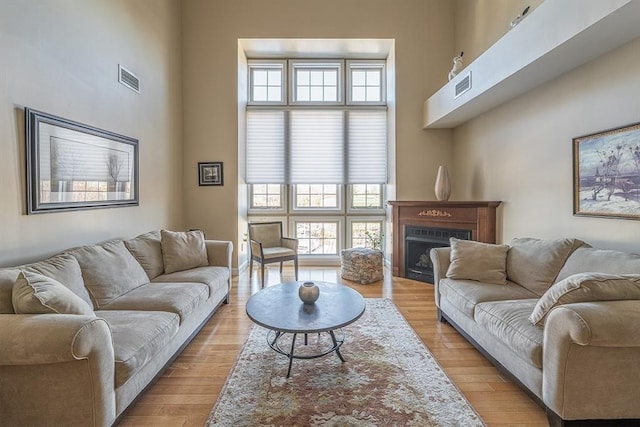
left=207, top=298, right=484, bottom=426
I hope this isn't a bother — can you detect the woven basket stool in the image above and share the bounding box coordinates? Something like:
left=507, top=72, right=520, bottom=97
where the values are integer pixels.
left=340, top=247, right=384, bottom=284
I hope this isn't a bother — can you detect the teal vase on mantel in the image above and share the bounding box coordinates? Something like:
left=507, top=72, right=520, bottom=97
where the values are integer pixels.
left=434, top=166, right=451, bottom=201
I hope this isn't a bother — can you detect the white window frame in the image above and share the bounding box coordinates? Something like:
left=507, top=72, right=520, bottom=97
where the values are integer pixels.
left=346, top=60, right=386, bottom=106
left=248, top=184, right=287, bottom=214
left=346, top=217, right=385, bottom=250
left=248, top=60, right=287, bottom=105
left=288, top=59, right=344, bottom=106
left=290, top=184, right=344, bottom=214
left=289, top=216, right=344, bottom=258
left=347, top=184, right=385, bottom=214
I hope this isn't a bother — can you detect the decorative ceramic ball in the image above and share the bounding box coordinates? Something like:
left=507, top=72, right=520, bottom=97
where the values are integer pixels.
left=298, top=282, right=320, bottom=305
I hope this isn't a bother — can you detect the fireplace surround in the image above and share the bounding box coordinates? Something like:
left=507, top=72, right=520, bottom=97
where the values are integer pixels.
left=388, top=201, right=501, bottom=283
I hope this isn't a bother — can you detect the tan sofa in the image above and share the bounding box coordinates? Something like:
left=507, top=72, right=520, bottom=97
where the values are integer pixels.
left=431, top=237, right=640, bottom=426
left=0, top=230, right=232, bottom=426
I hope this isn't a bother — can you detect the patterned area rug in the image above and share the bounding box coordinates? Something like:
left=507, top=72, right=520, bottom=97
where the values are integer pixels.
left=207, top=298, right=484, bottom=426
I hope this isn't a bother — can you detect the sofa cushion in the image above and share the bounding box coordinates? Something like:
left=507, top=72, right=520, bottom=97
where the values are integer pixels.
left=446, top=238, right=509, bottom=285
left=152, top=266, right=231, bottom=298
left=0, top=269, right=20, bottom=314
left=25, top=254, right=93, bottom=308
left=100, top=282, right=209, bottom=323
left=95, top=310, right=179, bottom=388
left=161, top=230, right=208, bottom=274
left=530, top=273, right=640, bottom=326
left=555, top=246, right=640, bottom=283
left=68, top=240, right=150, bottom=309
left=12, top=271, right=95, bottom=316
left=507, top=237, right=583, bottom=296
left=124, top=230, right=164, bottom=280
left=439, top=278, right=539, bottom=318
left=475, top=299, right=543, bottom=368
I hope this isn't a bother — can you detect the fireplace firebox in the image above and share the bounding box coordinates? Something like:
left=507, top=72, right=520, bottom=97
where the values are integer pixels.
left=404, top=226, right=471, bottom=283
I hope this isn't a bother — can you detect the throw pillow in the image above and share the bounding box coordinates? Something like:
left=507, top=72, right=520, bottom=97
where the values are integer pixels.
left=529, top=272, right=640, bottom=326
left=446, top=238, right=509, bottom=285
left=12, top=271, right=95, bottom=316
left=68, top=240, right=150, bottom=308
left=506, top=237, right=584, bottom=296
left=125, top=230, right=164, bottom=280
left=161, top=229, right=209, bottom=274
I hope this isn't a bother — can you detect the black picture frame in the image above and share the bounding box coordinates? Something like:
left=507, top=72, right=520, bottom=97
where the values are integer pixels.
left=25, top=108, right=139, bottom=214
left=573, top=121, right=640, bottom=220
left=199, top=162, right=223, bottom=186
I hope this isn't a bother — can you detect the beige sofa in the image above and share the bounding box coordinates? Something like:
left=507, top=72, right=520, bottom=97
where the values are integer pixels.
left=431, top=237, right=640, bottom=426
left=0, top=230, right=232, bottom=426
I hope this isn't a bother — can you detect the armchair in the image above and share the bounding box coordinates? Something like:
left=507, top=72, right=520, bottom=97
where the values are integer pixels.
left=248, top=222, right=299, bottom=287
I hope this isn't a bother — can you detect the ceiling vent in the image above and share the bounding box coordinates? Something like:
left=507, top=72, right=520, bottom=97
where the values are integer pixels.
left=118, top=65, right=140, bottom=93
left=454, top=71, right=471, bottom=99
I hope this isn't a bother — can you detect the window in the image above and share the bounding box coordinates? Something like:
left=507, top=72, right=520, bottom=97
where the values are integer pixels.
left=347, top=60, right=386, bottom=105
left=293, top=184, right=339, bottom=209
left=248, top=60, right=286, bottom=105
left=289, top=60, right=343, bottom=104
left=349, top=220, right=383, bottom=249
left=294, top=220, right=339, bottom=255
left=350, top=184, right=383, bottom=209
left=250, top=184, right=284, bottom=209
left=247, top=58, right=388, bottom=258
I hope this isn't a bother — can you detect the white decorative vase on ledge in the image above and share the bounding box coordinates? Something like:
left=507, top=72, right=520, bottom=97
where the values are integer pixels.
left=434, top=166, right=451, bottom=201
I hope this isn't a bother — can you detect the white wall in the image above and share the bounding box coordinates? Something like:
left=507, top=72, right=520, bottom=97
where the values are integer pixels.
left=452, top=33, right=640, bottom=252
left=0, top=0, right=183, bottom=266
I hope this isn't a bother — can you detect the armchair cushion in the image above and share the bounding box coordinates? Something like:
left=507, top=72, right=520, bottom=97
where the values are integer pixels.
left=263, top=247, right=296, bottom=259
left=529, top=272, right=640, bottom=326
left=161, top=230, right=209, bottom=274
left=12, top=271, right=95, bottom=316
left=446, top=238, right=509, bottom=285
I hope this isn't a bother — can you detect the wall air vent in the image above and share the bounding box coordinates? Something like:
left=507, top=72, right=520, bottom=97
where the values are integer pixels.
left=118, top=65, right=140, bottom=93
left=454, top=71, right=471, bottom=99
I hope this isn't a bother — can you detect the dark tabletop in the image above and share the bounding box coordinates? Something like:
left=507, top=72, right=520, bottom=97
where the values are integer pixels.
left=246, top=281, right=366, bottom=333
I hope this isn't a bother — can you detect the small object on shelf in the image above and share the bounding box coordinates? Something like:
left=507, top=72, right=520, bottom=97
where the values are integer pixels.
left=434, top=165, right=451, bottom=201
left=510, top=5, right=530, bottom=28
left=448, top=52, right=464, bottom=81
left=298, top=281, right=320, bottom=305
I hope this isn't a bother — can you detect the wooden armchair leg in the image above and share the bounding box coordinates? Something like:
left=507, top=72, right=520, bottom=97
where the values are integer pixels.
left=249, top=258, right=253, bottom=279
left=280, top=262, right=283, bottom=273
left=260, top=262, right=265, bottom=288
left=294, top=258, right=299, bottom=281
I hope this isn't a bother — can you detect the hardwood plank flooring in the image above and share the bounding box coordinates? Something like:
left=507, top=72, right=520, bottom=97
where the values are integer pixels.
left=119, top=267, right=548, bottom=427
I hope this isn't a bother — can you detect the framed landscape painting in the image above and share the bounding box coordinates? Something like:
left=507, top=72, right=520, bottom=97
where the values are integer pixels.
left=573, top=122, right=640, bottom=219
left=26, top=108, right=139, bottom=214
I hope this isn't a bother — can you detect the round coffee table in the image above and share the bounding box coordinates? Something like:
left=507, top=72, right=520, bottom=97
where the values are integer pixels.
left=246, top=281, right=365, bottom=377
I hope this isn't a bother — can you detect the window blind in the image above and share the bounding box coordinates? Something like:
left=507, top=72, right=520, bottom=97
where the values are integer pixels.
left=347, top=110, right=387, bottom=183
left=246, top=109, right=387, bottom=184
left=246, top=110, right=285, bottom=183
left=290, top=110, right=344, bottom=183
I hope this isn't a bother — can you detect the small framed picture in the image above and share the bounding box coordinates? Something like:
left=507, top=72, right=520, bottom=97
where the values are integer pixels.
left=198, top=162, right=223, bottom=186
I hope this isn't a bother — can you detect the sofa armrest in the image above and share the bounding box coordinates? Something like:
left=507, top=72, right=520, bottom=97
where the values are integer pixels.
left=543, top=300, right=640, bottom=420
left=281, top=237, right=298, bottom=251
left=205, top=240, right=233, bottom=293
left=430, top=247, right=451, bottom=308
left=0, top=314, right=116, bottom=426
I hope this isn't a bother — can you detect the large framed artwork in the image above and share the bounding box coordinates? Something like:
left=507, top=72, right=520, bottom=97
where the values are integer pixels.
left=573, top=122, right=640, bottom=220
left=26, top=108, right=139, bottom=214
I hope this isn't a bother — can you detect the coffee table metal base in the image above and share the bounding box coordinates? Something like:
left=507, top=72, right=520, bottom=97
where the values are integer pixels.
left=266, top=329, right=346, bottom=377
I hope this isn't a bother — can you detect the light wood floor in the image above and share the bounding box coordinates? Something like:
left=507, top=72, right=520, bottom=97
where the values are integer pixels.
left=119, top=266, right=548, bottom=427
